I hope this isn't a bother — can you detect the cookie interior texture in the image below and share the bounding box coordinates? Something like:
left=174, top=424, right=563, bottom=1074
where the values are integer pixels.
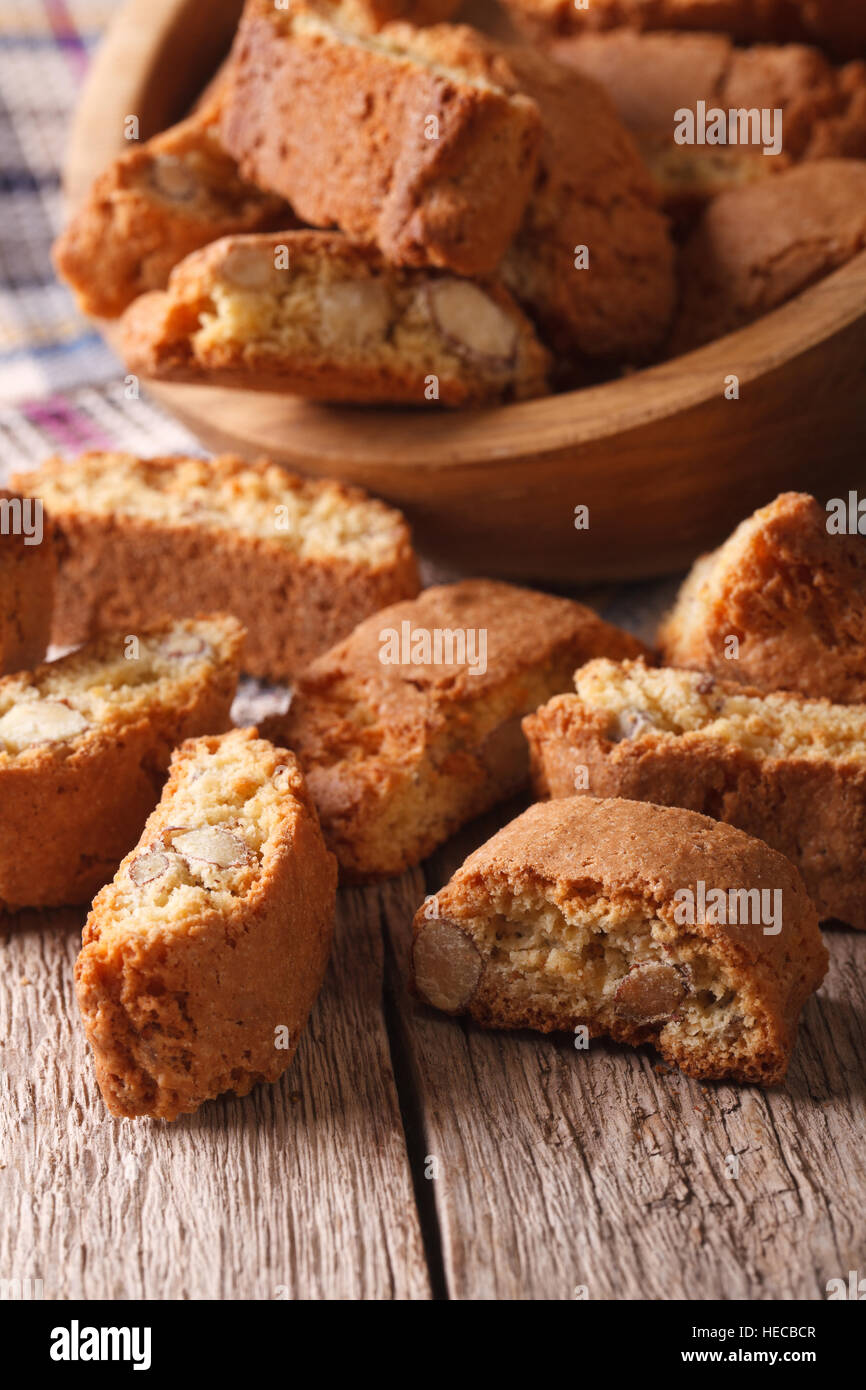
left=127, top=233, right=550, bottom=404
left=15, top=453, right=412, bottom=566
left=413, top=798, right=826, bottom=1084
left=94, top=732, right=298, bottom=926
left=0, top=615, right=243, bottom=760
left=573, top=658, right=866, bottom=758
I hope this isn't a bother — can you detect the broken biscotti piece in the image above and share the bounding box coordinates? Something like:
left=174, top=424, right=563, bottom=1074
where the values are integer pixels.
left=0, top=615, right=243, bottom=910
left=120, top=231, right=551, bottom=406
left=412, top=796, right=827, bottom=1084
left=11, top=452, right=420, bottom=682
left=657, top=492, right=866, bottom=703
left=262, top=579, right=650, bottom=880
left=219, top=0, right=542, bottom=278
left=0, top=489, right=54, bottom=675
left=75, top=727, right=337, bottom=1119
left=502, top=0, right=866, bottom=61
left=525, top=658, right=866, bottom=930
left=53, top=108, right=293, bottom=319
left=550, top=31, right=866, bottom=214
left=670, top=159, right=866, bottom=353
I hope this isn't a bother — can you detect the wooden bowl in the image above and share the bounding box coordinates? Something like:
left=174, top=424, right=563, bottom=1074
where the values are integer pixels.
left=64, top=0, right=866, bottom=582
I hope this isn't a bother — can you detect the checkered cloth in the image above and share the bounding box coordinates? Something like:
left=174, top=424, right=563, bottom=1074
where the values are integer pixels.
left=0, top=0, right=198, bottom=484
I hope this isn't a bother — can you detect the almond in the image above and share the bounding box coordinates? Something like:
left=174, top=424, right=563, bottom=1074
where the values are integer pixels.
left=613, top=709, right=657, bottom=742
left=0, top=700, right=88, bottom=751
left=318, top=278, right=391, bottom=351
left=426, top=279, right=518, bottom=369
left=614, top=960, right=688, bottom=1024
left=170, top=826, right=249, bottom=869
left=129, top=850, right=171, bottom=885
left=220, top=244, right=287, bottom=293
left=161, top=633, right=211, bottom=660
left=413, top=917, right=483, bottom=1013
left=148, top=156, right=199, bottom=203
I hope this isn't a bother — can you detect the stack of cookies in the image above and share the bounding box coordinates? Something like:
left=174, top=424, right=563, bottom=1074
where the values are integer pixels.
left=55, top=0, right=866, bottom=401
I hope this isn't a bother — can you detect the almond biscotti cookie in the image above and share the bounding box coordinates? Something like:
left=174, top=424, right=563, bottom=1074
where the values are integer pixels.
left=657, top=492, right=866, bottom=702
left=412, top=796, right=826, bottom=1084
left=11, top=453, right=420, bottom=681
left=400, top=27, right=677, bottom=361
left=0, top=615, right=243, bottom=911
left=0, top=490, right=54, bottom=675
left=671, top=159, right=866, bottom=352
left=503, top=0, right=866, bottom=60
left=53, top=108, right=293, bottom=320
left=120, top=231, right=551, bottom=406
left=550, top=32, right=866, bottom=211
left=525, top=659, right=866, bottom=929
left=76, top=727, right=336, bottom=1120
left=262, top=580, right=650, bottom=880
left=219, top=0, right=542, bottom=278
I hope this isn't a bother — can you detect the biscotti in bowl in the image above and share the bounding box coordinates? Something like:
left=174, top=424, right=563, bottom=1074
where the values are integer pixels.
left=0, top=614, right=243, bottom=910
left=12, top=451, right=420, bottom=681
left=76, top=727, right=336, bottom=1120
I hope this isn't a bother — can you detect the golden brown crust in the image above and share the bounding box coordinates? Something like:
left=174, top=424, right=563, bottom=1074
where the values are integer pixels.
left=0, top=616, right=243, bottom=910
left=400, top=30, right=677, bottom=360
left=0, top=490, right=55, bottom=675
left=525, top=661, right=866, bottom=929
left=219, top=2, right=543, bottom=277
left=503, top=0, right=866, bottom=61
left=11, top=453, right=421, bottom=682
left=75, top=728, right=337, bottom=1120
left=119, top=230, right=552, bottom=407
left=670, top=159, right=866, bottom=352
left=264, top=579, right=650, bottom=880
left=550, top=31, right=866, bottom=212
left=412, top=795, right=827, bottom=1084
left=657, top=491, right=866, bottom=701
left=53, top=109, right=293, bottom=320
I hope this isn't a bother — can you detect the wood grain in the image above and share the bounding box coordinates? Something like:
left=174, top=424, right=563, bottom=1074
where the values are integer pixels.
left=63, top=0, right=866, bottom=583
left=0, top=894, right=431, bottom=1302
left=381, top=812, right=866, bottom=1302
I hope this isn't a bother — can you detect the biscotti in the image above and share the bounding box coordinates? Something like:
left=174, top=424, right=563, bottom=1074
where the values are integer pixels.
left=75, top=727, right=337, bottom=1119
left=11, top=452, right=420, bottom=681
left=0, top=490, right=54, bottom=675
left=550, top=32, right=866, bottom=211
left=219, top=0, right=543, bottom=277
left=400, top=27, right=677, bottom=361
left=120, top=231, right=552, bottom=406
left=0, top=615, right=243, bottom=910
left=657, top=492, right=866, bottom=702
left=411, top=796, right=827, bottom=1084
left=53, top=109, right=293, bottom=319
left=671, top=160, right=866, bottom=352
left=262, top=579, right=650, bottom=880
left=333, top=0, right=462, bottom=30
left=503, top=0, right=866, bottom=61
left=526, top=659, right=866, bottom=930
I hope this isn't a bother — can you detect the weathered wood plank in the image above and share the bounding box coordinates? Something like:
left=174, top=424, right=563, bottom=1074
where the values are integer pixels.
left=0, top=891, right=431, bottom=1301
left=384, top=811, right=866, bottom=1302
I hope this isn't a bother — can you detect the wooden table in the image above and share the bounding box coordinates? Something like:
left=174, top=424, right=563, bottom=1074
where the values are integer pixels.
left=3, top=586, right=864, bottom=1301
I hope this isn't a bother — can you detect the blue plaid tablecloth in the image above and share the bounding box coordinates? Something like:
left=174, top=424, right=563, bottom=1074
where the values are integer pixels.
left=0, top=0, right=198, bottom=482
